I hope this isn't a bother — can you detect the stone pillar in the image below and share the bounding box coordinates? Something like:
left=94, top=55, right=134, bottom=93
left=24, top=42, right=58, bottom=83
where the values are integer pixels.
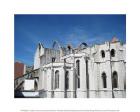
left=51, top=67, right=55, bottom=98
left=38, top=68, right=44, bottom=90
left=43, top=68, right=47, bottom=90
left=77, top=56, right=87, bottom=98
left=42, top=69, right=45, bottom=89
left=46, top=68, right=53, bottom=98
left=69, top=67, right=75, bottom=98
left=88, top=60, right=93, bottom=97
left=91, top=63, right=99, bottom=98
left=60, top=66, right=65, bottom=98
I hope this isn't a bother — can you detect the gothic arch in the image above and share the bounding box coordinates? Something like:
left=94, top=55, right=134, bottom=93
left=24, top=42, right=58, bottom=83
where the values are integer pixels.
left=101, top=50, right=105, bottom=58
left=52, top=40, right=62, bottom=50
left=102, top=72, right=107, bottom=88
left=111, top=49, right=115, bottom=57
left=112, top=71, right=118, bottom=88
left=55, top=70, right=59, bottom=89
left=78, top=42, right=88, bottom=50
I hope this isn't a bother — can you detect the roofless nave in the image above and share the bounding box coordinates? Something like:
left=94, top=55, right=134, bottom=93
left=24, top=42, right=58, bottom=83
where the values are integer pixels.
left=15, top=37, right=126, bottom=98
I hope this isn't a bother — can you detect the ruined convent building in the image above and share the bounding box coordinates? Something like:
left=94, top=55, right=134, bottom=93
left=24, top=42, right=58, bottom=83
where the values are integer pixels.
left=18, top=37, right=126, bottom=98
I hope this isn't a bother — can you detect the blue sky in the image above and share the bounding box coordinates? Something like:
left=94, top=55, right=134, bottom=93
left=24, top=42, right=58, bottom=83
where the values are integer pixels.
left=14, top=14, right=126, bottom=66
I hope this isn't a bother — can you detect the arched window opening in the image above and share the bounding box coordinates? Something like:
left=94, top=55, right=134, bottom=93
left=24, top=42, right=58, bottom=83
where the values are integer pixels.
left=65, top=71, right=69, bottom=90
left=55, top=70, right=59, bottom=89
left=102, top=72, right=107, bottom=88
left=52, top=57, right=56, bottom=62
left=112, top=71, right=118, bottom=88
left=101, top=50, right=105, bottom=58
left=76, top=60, right=80, bottom=88
left=111, top=49, right=115, bottom=57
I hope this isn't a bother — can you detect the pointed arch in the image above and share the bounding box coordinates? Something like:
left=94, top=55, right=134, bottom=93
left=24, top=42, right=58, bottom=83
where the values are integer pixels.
left=112, top=71, right=118, bottom=88
left=78, top=42, right=88, bottom=50
left=55, top=70, right=59, bottom=89
left=111, top=49, right=115, bottom=57
left=101, top=50, right=105, bottom=58
left=102, top=72, right=107, bottom=88
left=52, top=41, right=62, bottom=50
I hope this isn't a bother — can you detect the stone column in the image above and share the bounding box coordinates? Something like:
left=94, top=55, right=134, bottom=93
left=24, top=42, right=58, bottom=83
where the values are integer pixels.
left=59, top=66, right=65, bottom=98
left=42, top=69, right=45, bottom=89
left=77, top=56, right=87, bottom=98
left=38, top=68, right=44, bottom=90
left=43, top=68, right=47, bottom=90
left=46, top=68, right=53, bottom=98
left=51, top=67, right=54, bottom=98
left=88, top=59, right=93, bottom=97
left=69, top=67, right=75, bottom=98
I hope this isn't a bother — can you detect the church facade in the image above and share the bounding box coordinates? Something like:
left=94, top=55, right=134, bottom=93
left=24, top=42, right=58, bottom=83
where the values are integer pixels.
left=23, top=38, right=126, bottom=98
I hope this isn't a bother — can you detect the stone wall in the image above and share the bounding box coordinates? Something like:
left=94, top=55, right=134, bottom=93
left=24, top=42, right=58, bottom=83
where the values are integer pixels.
left=32, top=41, right=126, bottom=98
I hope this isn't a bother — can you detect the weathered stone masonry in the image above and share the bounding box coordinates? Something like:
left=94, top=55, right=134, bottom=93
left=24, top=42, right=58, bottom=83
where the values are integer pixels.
left=23, top=38, right=126, bottom=98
